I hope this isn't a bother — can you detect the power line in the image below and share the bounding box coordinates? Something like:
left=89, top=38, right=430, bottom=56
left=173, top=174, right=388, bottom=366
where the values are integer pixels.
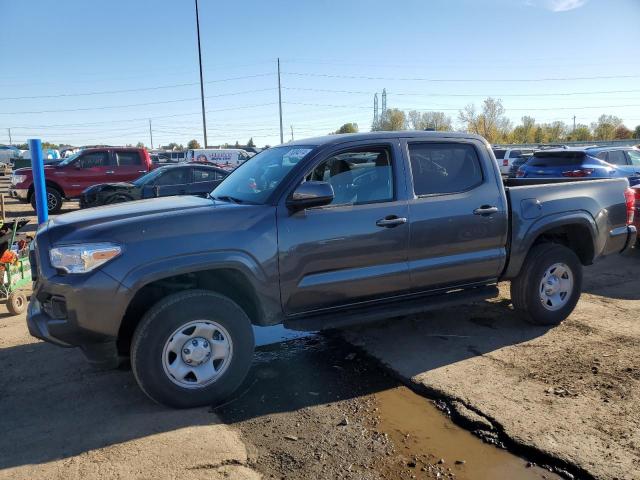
left=283, top=86, right=640, bottom=98
left=284, top=71, right=640, bottom=82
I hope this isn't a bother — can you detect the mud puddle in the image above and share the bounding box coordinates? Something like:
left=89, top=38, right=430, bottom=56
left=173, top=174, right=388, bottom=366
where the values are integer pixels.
left=216, top=335, right=566, bottom=479
left=374, top=386, right=561, bottom=479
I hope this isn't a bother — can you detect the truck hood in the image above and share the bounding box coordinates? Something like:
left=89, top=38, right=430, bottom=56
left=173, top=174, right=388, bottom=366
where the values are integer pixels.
left=45, top=195, right=251, bottom=245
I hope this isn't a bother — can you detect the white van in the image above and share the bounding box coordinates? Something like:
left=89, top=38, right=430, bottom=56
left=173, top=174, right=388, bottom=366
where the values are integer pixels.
left=185, top=148, right=252, bottom=169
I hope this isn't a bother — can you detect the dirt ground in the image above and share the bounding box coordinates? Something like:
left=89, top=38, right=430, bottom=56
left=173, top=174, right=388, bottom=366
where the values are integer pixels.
left=344, top=251, right=640, bottom=480
left=0, top=178, right=638, bottom=480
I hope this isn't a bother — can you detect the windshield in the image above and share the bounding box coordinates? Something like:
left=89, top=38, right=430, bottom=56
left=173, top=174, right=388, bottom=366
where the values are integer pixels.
left=211, top=145, right=315, bottom=204
left=57, top=151, right=82, bottom=166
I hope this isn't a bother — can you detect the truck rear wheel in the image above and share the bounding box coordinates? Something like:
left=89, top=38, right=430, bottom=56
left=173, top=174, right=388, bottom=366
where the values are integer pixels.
left=510, top=243, right=582, bottom=326
left=30, top=187, right=63, bottom=215
left=131, top=289, right=255, bottom=408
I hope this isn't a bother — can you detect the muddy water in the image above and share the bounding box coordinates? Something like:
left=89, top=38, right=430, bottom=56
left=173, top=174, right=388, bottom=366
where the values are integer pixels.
left=375, top=386, right=561, bottom=479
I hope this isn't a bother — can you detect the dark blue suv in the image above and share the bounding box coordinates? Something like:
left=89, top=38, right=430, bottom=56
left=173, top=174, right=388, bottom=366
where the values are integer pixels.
left=517, top=147, right=640, bottom=185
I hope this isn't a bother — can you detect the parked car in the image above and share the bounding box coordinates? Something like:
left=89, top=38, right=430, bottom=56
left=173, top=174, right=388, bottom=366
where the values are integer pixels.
left=516, top=147, right=640, bottom=185
left=507, top=154, right=534, bottom=178
left=492, top=147, right=535, bottom=175
left=632, top=184, right=640, bottom=246
left=9, top=147, right=152, bottom=214
left=27, top=131, right=635, bottom=408
left=80, top=164, right=228, bottom=208
left=0, top=145, right=21, bottom=164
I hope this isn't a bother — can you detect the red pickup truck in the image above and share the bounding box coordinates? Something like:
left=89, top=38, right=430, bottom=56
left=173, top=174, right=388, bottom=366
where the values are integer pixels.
left=9, top=147, right=152, bottom=214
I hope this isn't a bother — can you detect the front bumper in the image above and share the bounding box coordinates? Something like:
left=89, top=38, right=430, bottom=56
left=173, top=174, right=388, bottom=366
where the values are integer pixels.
left=27, top=243, right=128, bottom=368
left=9, top=188, right=28, bottom=201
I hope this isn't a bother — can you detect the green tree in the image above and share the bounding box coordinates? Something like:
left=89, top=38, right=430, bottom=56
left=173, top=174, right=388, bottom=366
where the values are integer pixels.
left=591, top=114, right=623, bottom=140
left=458, top=97, right=511, bottom=144
left=136, top=142, right=145, bottom=148
left=572, top=124, right=592, bottom=141
left=234, top=141, right=240, bottom=148
left=373, top=108, right=406, bottom=131
left=187, top=139, right=201, bottom=149
left=533, top=126, right=546, bottom=144
left=334, top=122, right=359, bottom=134
left=163, top=142, right=181, bottom=150
left=511, top=116, right=536, bottom=144
left=634, top=125, right=640, bottom=139
left=247, top=137, right=255, bottom=147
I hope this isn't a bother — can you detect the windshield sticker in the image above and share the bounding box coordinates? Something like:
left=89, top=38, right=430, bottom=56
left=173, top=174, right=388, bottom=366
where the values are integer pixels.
left=283, top=148, right=312, bottom=162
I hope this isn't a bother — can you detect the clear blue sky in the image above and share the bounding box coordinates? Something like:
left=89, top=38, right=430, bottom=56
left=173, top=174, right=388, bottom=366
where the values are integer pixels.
left=1, top=0, right=639, bottom=147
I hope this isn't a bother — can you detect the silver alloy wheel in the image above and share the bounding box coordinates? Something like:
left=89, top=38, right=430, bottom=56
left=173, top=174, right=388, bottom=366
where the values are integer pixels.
left=162, top=320, right=233, bottom=389
left=47, top=192, right=58, bottom=211
left=539, top=262, right=574, bottom=311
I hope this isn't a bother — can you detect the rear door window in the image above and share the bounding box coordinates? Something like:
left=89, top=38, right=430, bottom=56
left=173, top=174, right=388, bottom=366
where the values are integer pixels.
left=607, top=150, right=628, bottom=166
left=193, top=168, right=219, bottom=181
left=408, top=143, right=483, bottom=196
left=116, top=151, right=142, bottom=166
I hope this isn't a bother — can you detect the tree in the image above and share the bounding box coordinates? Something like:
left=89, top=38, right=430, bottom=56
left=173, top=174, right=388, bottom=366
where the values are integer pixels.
left=572, top=124, right=592, bottom=141
left=544, top=121, right=568, bottom=142
left=247, top=137, right=255, bottom=147
left=634, top=125, right=640, bottom=139
left=136, top=142, right=145, bottom=148
left=407, top=110, right=424, bottom=130
left=406, top=111, right=452, bottom=131
left=458, top=97, right=511, bottom=144
left=234, top=141, right=240, bottom=148
left=187, top=139, right=201, bottom=149
left=614, top=124, right=632, bottom=140
left=334, top=122, right=359, bottom=134
left=511, top=116, right=536, bottom=144
left=591, top=114, right=623, bottom=140
left=373, top=108, right=406, bottom=131
left=163, top=142, right=181, bottom=150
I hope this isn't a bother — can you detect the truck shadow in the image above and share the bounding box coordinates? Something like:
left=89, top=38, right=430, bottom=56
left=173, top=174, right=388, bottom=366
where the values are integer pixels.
left=581, top=247, right=640, bottom=300
left=0, top=304, right=552, bottom=471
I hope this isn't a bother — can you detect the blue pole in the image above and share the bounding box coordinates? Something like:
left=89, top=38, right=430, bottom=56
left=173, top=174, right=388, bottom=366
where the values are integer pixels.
left=28, top=139, right=48, bottom=225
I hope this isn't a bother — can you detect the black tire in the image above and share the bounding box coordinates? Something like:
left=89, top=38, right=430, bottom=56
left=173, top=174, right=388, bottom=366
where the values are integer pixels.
left=131, top=289, right=255, bottom=408
left=30, top=187, right=63, bottom=214
left=7, top=292, right=27, bottom=315
left=511, top=243, right=582, bottom=326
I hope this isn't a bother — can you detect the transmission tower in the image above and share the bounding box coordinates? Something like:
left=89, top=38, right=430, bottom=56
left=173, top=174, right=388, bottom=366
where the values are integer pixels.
left=381, top=88, right=387, bottom=115
left=373, top=93, right=379, bottom=125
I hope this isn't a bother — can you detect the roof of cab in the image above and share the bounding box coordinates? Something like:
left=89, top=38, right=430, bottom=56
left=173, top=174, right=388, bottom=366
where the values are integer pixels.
left=283, top=131, right=488, bottom=148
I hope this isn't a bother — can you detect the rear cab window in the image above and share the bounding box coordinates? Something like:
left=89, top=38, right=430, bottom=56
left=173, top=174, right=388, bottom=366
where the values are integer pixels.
left=528, top=151, right=585, bottom=167
left=408, top=143, right=483, bottom=196
left=492, top=149, right=506, bottom=160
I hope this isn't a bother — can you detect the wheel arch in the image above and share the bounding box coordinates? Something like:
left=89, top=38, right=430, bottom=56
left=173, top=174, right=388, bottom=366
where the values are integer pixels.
left=504, top=212, right=597, bottom=279
left=116, top=258, right=279, bottom=356
left=27, top=180, right=66, bottom=202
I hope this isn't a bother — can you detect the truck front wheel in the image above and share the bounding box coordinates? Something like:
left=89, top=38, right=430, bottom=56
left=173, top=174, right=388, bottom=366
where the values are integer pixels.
left=131, top=289, right=255, bottom=408
left=510, top=243, right=583, bottom=326
left=30, top=187, right=63, bottom=215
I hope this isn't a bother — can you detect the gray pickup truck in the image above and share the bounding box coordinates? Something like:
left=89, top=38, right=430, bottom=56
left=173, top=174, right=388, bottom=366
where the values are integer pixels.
left=27, top=131, right=636, bottom=408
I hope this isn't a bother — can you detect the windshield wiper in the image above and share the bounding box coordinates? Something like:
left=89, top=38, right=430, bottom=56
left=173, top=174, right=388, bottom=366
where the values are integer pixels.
left=211, top=195, right=257, bottom=205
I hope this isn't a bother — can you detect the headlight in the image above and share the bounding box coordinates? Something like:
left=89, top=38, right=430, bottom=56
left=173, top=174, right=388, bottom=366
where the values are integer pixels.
left=11, top=174, right=26, bottom=185
left=49, top=243, right=122, bottom=274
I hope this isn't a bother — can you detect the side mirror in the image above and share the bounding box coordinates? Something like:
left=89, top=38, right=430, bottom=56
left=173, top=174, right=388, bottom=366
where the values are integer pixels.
left=286, top=181, right=334, bottom=211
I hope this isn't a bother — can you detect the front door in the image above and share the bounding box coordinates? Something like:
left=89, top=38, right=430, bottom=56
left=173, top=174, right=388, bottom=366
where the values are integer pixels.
left=277, top=141, right=411, bottom=316
left=62, top=150, right=114, bottom=197
left=402, top=139, right=508, bottom=292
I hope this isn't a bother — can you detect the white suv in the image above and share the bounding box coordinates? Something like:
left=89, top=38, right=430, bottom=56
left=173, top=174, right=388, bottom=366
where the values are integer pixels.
left=492, top=148, right=535, bottom=175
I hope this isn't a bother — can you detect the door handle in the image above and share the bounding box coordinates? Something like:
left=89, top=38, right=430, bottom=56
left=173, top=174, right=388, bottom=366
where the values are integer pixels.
left=376, top=215, right=407, bottom=228
left=105, top=170, right=115, bottom=174
left=473, top=205, right=499, bottom=216
left=138, top=170, right=147, bottom=173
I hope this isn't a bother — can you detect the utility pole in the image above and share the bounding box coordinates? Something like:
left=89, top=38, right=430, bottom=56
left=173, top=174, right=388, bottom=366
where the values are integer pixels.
left=7, top=128, right=11, bottom=145
left=148, top=119, right=154, bottom=149
left=277, top=58, right=284, bottom=144
left=573, top=115, right=576, bottom=133
left=194, top=0, right=208, bottom=148
left=290, top=125, right=294, bottom=141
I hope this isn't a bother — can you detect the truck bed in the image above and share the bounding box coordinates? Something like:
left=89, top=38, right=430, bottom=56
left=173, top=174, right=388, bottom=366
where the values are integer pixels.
left=502, top=177, right=631, bottom=278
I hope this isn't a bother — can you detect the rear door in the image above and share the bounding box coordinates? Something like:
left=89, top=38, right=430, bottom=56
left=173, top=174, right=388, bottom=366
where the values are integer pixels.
left=625, top=149, right=640, bottom=186
left=113, top=150, right=147, bottom=183
left=277, top=140, right=411, bottom=315
left=402, top=138, right=508, bottom=292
